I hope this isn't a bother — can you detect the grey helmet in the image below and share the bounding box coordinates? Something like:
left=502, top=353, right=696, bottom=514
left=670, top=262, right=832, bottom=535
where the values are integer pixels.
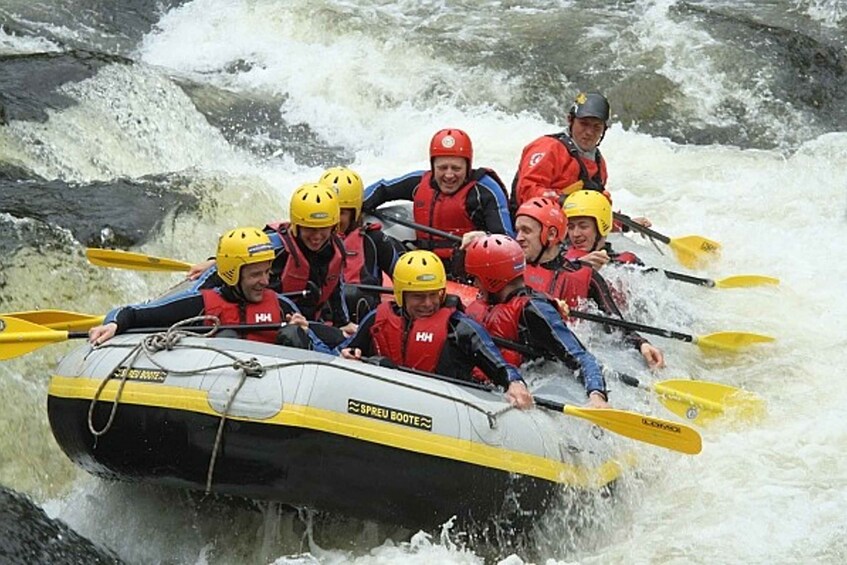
left=568, top=92, right=610, bottom=126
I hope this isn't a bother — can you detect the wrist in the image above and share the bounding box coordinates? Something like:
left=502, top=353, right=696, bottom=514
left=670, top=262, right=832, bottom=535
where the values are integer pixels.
left=589, top=390, right=607, bottom=401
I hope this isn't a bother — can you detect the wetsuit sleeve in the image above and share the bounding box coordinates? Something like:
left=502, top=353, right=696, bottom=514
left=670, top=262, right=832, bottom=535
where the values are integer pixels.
left=275, top=295, right=335, bottom=354
left=263, top=228, right=288, bottom=293
left=468, top=174, right=516, bottom=237
left=450, top=312, right=523, bottom=389
left=362, top=172, right=424, bottom=211
left=335, top=310, right=377, bottom=355
left=277, top=296, right=300, bottom=316
left=367, top=229, right=403, bottom=277
left=586, top=269, right=649, bottom=351
left=524, top=298, right=607, bottom=397
left=328, top=279, right=351, bottom=327
left=111, top=293, right=207, bottom=334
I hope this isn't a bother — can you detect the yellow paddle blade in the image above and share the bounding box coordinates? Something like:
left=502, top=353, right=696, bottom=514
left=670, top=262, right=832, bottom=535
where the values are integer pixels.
left=6, top=310, right=104, bottom=331
left=86, top=248, right=192, bottom=272
left=694, top=331, right=775, bottom=351
left=669, top=235, right=721, bottom=269
left=714, top=275, right=780, bottom=289
left=0, top=316, right=70, bottom=360
left=654, top=379, right=766, bottom=426
left=563, top=405, right=702, bottom=455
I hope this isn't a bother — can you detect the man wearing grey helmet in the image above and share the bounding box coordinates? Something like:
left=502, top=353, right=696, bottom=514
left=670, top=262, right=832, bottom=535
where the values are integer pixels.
left=510, top=92, right=612, bottom=215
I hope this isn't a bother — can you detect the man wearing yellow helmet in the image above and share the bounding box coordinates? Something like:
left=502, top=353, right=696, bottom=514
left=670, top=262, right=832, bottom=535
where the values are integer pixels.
left=563, top=190, right=643, bottom=267
left=361, top=128, right=514, bottom=277
left=88, top=228, right=327, bottom=349
left=261, top=182, right=358, bottom=336
left=339, top=251, right=533, bottom=409
left=318, top=166, right=404, bottom=321
left=186, top=184, right=357, bottom=337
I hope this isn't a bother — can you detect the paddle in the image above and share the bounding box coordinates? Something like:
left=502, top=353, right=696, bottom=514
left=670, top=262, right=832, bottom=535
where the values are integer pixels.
left=368, top=209, right=463, bottom=244
left=5, top=310, right=105, bottom=331
left=533, top=398, right=701, bottom=454
left=369, top=209, right=774, bottom=291
left=350, top=283, right=773, bottom=352
left=86, top=248, right=192, bottom=272
left=614, top=212, right=720, bottom=269
left=362, top=355, right=701, bottom=454
left=615, top=373, right=764, bottom=427
left=0, top=315, right=300, bottom=361
left=652, top=268, right=780, bottom=289
left=567, top=309, right=774, bottom=352
left=489, top=334, right=761, bottom=426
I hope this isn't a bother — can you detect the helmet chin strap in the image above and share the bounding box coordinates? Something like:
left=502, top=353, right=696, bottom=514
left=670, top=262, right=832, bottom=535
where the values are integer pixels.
left=529, top=237, right=548, bottom=266
left=231, top=282, right=248, bottom=302
left=589, top=236, right=601, bottom=252
left=597, top=126, right=607, bottom=146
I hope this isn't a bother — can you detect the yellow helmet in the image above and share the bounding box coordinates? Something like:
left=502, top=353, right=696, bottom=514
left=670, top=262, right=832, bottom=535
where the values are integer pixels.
left=289, top=182, right=340, bottom=234
left=562, top=189, right=613, bottom=237
left=216, top=227, right=275, bottom=286
left=318, top=167, right=364, bottom=221
left=392, top=250, right=446, bottom=307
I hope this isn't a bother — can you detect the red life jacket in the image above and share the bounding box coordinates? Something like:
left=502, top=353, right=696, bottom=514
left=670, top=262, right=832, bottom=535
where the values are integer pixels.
left=267, top=222, right=345, bottom=312
left=340, top=223, right=382, bottom=285
left=549, top=132, right=607, bottom=190
left=465, top=296, right=529, bottom=369
left=413, top=171, right=476, bottom=260
left=370, top=302, right=453, bottom=372
left=565, top=246, right=587, bottom=262
left=612, top=250, right=641, bottom=265
left=524, top=262, right=592, bottom=308
left=200, top=288, right=282, bottom=344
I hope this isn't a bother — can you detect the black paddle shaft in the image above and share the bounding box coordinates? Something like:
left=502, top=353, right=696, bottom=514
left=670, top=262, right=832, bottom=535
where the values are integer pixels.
left=613, top=212, right=671, bottom=244
left=640, top=267, right=714, bottom=287
left=68, top=322, right=290, bottom=340
left=369, top=210, right=463, bottom=243
left=568, top=309, right=695, bottom=343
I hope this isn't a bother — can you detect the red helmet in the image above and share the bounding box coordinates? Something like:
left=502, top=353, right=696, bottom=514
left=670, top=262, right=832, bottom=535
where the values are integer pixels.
left=464, top=234, right=526, bottom=293
left=429, top=128, right=473, bottom=168
left=515, top=197, right=567, bottom=247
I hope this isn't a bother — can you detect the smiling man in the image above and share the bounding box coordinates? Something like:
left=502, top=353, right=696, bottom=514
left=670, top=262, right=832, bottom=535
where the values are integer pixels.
left=261, top=183, right=358, bottom=337
left=361, top=128, right=514, bottom=277
left=88, top=228, right=322, bottom=348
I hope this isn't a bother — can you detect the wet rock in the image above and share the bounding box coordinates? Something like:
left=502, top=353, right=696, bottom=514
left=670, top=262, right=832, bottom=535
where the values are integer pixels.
left=0, top=50, right=132, bottom=124
left=0, top=485, right=122, bottom=564
left=175, top=80, right=353, bottom=167
left=0, top=175, right=199, bottom=248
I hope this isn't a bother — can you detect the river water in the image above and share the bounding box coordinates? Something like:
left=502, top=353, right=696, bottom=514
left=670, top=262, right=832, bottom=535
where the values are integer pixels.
left=1, top=0, right=846, bottom=563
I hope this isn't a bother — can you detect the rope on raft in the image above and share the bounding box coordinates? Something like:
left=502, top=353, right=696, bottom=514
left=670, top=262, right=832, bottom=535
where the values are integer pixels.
left=85, top=316, right=509, bottom=493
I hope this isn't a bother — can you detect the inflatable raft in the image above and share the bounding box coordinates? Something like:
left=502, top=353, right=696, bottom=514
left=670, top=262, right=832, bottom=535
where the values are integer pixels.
left=47, top=333, right=627, bottom=529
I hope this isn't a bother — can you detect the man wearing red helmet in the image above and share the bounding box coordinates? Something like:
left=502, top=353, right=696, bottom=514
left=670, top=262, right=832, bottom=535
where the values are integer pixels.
left=362, top=128, right=514, bottom=276
left=514, top=197, right=665, bottom=370
left=464, top=234, right=609, bottom=408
